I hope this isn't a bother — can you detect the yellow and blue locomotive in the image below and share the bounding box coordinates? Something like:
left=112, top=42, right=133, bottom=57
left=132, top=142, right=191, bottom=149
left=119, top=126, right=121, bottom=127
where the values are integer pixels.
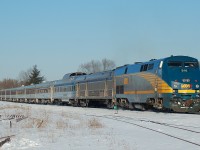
left=114, top=55, right=200, bottom=112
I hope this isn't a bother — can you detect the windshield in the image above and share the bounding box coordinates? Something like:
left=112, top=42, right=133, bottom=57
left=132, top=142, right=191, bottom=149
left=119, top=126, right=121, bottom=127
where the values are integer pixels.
left=168, top=61, right=182, bottom=67
left=168, top=61, right=199, bottom=68
left=184, top=62, right=198, bottom=68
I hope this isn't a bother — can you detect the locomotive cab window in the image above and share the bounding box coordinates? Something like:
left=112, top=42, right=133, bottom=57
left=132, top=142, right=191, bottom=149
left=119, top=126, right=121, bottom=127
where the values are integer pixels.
left=148, top=63, right=154, bottom=70
left=184, top=62, right=198, bottom=68
left=124, top=67, right=128, bottom=74
left=140, top=64, right=148, bottom=72
left=168, top=61, right=182, bottom=67
left=140, top=63, right=154, bottom=72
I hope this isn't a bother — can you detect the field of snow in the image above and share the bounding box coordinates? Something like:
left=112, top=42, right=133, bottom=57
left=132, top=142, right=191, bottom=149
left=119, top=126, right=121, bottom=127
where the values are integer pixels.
left=0, top=101, right=200, bottom=150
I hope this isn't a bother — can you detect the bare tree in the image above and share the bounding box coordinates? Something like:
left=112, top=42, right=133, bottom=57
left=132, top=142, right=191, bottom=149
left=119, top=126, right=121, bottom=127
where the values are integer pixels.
left=79, top=60, right=101, bottom=74
left=0, top=78, right=20, bottom=89
left=102, top=58, right=116, bottom=71
left=90, top=60, right=102, bottom=73
left=79, top=62, right=92, bottom=74
left=18, top=68, right=32, bottom=86
left=79, top=59, right=116, bottom=74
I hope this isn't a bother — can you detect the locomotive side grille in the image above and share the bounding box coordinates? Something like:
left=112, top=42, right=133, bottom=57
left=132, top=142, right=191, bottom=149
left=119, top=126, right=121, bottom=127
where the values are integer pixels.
left=77, top=80, right=113, bottom=99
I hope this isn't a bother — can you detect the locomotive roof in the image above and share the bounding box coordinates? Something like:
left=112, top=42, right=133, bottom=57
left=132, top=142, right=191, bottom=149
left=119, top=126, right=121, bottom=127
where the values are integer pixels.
left=114, top=55, right=198, bottom=76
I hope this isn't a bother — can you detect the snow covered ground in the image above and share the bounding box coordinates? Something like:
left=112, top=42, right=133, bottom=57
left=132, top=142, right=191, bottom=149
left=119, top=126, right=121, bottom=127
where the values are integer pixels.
left=0, top=101, right=200, bottom=150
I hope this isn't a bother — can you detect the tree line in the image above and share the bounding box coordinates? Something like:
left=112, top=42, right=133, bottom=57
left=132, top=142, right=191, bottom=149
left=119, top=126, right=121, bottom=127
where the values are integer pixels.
left=0, top=59, right=115, bottom=89
left=0, top=65, right=45, bottom=89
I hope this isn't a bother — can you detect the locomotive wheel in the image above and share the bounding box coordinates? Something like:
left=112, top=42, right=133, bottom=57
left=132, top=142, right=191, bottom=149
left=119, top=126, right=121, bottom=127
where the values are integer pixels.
left=106, top=100, right=113, bottom=109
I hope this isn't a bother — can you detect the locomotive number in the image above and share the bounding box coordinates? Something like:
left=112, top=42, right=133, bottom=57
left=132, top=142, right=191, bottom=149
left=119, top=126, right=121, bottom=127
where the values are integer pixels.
left=181, top=69, right=188, bottom=72
left=181, top=84, right=191, bottom=89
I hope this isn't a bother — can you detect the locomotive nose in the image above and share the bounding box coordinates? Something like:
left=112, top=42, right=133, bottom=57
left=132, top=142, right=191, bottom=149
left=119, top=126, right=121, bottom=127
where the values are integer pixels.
left=170, top=78, right=200, bottom=112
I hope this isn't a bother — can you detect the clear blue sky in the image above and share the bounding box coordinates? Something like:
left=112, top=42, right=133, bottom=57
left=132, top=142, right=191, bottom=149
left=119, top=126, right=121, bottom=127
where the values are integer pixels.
left=0, top=0, right=200, bottom=81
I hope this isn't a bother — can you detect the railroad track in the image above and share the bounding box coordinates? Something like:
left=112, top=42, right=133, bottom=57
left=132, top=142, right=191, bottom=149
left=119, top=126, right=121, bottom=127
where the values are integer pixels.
left=85, top=114, right=200, bottom=147
left=108, top=115, right=200, bottom=134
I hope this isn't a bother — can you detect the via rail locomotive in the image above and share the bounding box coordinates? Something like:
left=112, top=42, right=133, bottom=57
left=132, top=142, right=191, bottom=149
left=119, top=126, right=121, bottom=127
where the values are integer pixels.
left=0, top=55, right=200, bottom=113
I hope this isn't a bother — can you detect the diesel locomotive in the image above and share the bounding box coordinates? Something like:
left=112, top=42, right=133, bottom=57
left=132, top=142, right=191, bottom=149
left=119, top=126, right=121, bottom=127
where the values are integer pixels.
left=0, top=55, right=200, bottom=113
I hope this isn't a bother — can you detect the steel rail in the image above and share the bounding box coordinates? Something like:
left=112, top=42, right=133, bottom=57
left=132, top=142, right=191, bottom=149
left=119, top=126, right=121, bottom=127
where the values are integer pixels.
left=85, top=114, right=200, bottom=147
left=109, top=115, right=200, bottom=133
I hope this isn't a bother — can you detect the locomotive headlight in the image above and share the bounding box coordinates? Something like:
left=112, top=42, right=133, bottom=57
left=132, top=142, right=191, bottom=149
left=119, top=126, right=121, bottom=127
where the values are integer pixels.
left=173, top=84, right=178, bottom=88
left=196, top=84, right=199, bottom=88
